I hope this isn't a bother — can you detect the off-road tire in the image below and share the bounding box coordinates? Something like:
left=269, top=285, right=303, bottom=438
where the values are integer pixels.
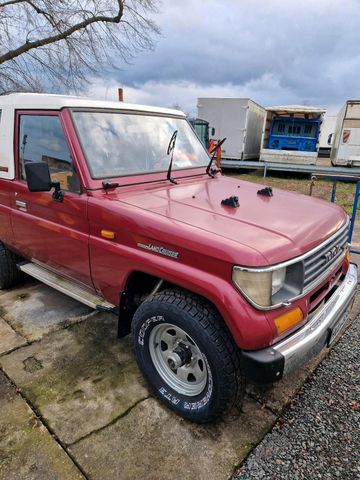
left=0, top=242, right=23, bottom=289
left=131, top=289, right=245, bottom=423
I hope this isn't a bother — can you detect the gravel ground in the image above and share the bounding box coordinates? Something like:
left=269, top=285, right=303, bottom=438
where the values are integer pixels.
left=234, top=315, right=360, bottom=480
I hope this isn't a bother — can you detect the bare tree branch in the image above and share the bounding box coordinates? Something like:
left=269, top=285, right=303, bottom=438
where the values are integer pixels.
left=0, top=0, right=160, bottom=94
left=0, top=0, right=27, bottom=7
left=0, top=0, right=124, bottom=64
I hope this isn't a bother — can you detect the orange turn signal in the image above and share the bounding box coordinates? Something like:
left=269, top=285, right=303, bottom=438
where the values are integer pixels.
left=274, top=307, right=304, bottom=335
left=346, top=250, right=351, bottom=263
left=101, top=230, right=116, bottom=240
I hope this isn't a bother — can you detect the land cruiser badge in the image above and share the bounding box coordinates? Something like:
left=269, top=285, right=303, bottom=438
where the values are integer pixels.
left=137, top=242, right=179, bottom=259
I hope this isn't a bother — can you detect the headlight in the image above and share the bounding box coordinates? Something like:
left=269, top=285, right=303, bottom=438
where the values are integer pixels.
left=232, top=263, right=303, bottom=309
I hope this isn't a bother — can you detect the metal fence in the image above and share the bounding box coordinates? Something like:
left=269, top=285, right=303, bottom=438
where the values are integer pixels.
left=310, top=174, right=360, bottom=254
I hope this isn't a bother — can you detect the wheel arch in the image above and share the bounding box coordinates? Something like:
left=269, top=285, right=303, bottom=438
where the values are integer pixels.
left=117, top=269, right=227, bottom=339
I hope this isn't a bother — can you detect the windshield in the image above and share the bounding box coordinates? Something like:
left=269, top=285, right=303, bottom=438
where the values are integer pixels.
left=72, top=110, right=210, bottom=179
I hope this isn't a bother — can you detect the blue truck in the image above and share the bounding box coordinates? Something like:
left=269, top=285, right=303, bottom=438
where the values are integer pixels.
left=268, top=116, right=321, bottom=152
left=260, top=105, right=326, bottom=164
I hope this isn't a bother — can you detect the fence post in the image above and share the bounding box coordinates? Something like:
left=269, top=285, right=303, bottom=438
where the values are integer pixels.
left=331, top=181, right=337, bottom=203
left=349, top=180, right=360, bottom=244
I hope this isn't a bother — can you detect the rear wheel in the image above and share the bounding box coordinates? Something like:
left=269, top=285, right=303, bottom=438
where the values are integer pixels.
left=131, top=289, right=245, bottom=422
left=0, top=242, right=23, bottom=289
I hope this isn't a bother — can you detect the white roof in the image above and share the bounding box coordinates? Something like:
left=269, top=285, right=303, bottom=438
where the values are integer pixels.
left=0, top=92, right=186, bottom=117
left=266, top=104, right=326, bottom=114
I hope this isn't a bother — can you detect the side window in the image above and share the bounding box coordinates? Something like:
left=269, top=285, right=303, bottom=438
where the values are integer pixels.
left=18, top=114, right=80, bottom=193
left=304, top=124, right=316, bottom=137
left=288, top=125, right=301, bottom=135
left=277, top=123, right=285, bottom=133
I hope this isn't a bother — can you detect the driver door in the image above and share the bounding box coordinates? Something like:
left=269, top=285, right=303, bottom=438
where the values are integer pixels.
left=10, top=111, right=93, bottom=289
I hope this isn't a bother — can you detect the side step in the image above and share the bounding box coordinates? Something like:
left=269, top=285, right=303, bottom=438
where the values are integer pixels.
left=18, top=262, right=116, bottom=311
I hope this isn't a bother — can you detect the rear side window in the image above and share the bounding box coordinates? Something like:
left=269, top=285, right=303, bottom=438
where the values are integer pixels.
left=18, top=114, right=80, bottom=193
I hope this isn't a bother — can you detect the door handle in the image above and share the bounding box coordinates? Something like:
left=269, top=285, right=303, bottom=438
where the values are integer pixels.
left=15, top=199, right=27, bottom=210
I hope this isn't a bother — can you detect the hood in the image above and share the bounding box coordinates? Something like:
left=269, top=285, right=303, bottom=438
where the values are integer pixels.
left=113, top=175, right=347, bottom=266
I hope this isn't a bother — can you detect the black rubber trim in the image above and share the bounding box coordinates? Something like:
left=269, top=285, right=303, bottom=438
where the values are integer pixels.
left=95, top=305, right=117, bottom=314
left=241, top=347, right=285, bottom=385
left=117, top=290, right=132, bottom=338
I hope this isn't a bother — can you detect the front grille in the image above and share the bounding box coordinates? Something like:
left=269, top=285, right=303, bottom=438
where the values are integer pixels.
left=303, top=223, right=349, bottom=290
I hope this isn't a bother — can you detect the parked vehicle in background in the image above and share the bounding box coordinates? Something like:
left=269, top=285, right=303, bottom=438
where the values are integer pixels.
left=318, top=115, right=337, bottom=158
left=189, top=118, right=211, bottom=149
left=197, top=98, right=266, bottom=161
left=0, top=93, right=357, bottom=423
left=330, top=100, right=360, bottom=167
left=260, top=105, right=325, bottom=164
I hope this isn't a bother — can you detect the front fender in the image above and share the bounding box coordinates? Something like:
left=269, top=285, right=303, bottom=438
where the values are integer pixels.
left=89, top=236, right=275, bottom=349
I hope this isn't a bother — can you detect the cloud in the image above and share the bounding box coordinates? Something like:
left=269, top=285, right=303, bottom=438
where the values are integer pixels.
left=87, top=0, right=360, bottom=115
left=88, top=74, right=296, bottom=116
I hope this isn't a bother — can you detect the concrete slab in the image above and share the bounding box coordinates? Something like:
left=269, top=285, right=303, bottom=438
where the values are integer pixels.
left=0, top=281, right=92, bottom=341
left=0, top=313, right=148, bottom=445
left=0, top=370, right=84, bottom=480
left=0, top=317, right=27, bottom=355
left=69, top=397, right=276, bottom=480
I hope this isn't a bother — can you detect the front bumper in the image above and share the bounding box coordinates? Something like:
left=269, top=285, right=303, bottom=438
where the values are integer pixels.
left=241, top=263, right=358, bottom=384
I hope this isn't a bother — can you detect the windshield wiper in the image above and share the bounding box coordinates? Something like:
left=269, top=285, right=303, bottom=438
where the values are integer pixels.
left=166, top=130, right=178, bottom=185
left=206, top=137, right=226, bottom=178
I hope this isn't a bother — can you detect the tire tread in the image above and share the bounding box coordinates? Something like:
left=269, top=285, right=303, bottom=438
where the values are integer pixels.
left=0, top=242, right=23, bottom=289
left=133, top=288, right=245, bottom=422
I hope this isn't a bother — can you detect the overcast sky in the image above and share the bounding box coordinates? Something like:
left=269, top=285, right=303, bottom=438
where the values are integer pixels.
left=88, top=0, right=360, bottom=116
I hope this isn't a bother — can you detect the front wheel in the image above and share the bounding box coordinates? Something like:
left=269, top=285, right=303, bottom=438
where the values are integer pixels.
left=131, top=289, right=245, bottom=423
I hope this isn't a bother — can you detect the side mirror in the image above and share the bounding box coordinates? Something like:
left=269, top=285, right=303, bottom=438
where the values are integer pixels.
left=25, top=162, right=52, bottom=192
left=25, top=162, right=64, bottom=202
left=211, top=127, right=216, bottom=136
left=327, top=133, right=333, bottom=145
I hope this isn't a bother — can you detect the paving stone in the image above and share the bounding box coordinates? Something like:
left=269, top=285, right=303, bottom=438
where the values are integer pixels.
left=0, top=313, right=148, bottom=445
left=69, top=396, right=276, bottom=480
left=0, top=317, right=27, bottom=355
left=0, top=370, right=84, bottom=480
left=0, top=280, right=92, bottom=341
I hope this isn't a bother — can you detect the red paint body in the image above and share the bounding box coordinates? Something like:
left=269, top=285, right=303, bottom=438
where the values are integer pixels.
left=0, top=108, right=349, bottom=350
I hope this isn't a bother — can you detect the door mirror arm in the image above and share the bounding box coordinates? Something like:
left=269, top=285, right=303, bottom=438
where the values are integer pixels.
left=51, top=181, right=64, bottom=203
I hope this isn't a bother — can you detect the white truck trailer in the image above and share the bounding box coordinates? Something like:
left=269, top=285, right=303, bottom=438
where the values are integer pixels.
left=318, top=114, right=337, bottom=158
left=259, top=105, right=326, bottom=165
left=330, top=100, right=360, bottom=166
left=197, top=98, right=266, bottom=160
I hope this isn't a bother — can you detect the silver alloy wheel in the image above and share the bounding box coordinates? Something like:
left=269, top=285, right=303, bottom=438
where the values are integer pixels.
left=149, top=323, right=208, bottom=396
